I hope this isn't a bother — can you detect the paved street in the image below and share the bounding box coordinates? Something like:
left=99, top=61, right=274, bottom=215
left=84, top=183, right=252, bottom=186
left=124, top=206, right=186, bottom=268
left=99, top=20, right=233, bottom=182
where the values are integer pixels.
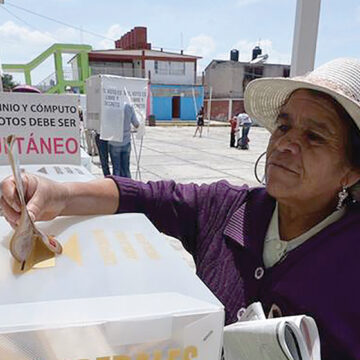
left=89, top=125, right=271, bottom=187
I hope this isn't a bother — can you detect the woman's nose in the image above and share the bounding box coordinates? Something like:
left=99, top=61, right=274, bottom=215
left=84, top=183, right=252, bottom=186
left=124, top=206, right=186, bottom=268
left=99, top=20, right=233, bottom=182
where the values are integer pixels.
left=276, top=131, right=301, bottom=155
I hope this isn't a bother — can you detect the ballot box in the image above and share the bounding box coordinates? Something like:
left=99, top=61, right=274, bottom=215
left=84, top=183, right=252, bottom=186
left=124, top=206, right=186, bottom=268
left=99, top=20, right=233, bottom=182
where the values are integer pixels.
left=0, top=213, right=224, bottom=360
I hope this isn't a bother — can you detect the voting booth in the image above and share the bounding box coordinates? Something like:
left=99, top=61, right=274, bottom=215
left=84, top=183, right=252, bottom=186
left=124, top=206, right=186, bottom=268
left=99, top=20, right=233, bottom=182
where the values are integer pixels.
left=0, top=213, right=224, bottom=360
left=86, top=75, right=148, bottom=179
left=86, top=75, right=147, bottom=137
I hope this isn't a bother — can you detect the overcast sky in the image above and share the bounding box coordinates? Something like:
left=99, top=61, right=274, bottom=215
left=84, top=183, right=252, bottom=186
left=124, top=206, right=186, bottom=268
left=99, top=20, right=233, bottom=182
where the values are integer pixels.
left=0, top=0, right=360, bottom=84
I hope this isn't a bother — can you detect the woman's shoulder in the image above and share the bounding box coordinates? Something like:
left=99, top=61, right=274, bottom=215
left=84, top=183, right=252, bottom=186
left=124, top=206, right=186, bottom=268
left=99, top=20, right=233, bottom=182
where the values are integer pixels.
left=207, top=179, right=249, bottom=192
left=204, top=180, right=267, bottom=204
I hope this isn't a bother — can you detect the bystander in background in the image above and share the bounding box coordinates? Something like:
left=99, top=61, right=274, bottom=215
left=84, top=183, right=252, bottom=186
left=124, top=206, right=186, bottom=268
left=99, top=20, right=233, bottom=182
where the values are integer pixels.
left=237, top=112, right=252, bottom=149
left=193, top=106, right=204, bottom=138
left=229, top=116, right=237, bottom=147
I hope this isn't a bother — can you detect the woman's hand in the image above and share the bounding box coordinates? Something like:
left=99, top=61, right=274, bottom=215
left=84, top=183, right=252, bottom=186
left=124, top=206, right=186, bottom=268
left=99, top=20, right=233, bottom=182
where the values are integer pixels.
left=0, top=174, right=68, bottom=227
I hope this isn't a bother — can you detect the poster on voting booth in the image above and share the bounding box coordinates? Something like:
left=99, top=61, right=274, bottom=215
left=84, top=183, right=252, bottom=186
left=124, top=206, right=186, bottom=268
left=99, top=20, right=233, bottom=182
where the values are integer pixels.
left=0, top=93, right=80, bottom=165
left=86, top=75, right=148, bottom=142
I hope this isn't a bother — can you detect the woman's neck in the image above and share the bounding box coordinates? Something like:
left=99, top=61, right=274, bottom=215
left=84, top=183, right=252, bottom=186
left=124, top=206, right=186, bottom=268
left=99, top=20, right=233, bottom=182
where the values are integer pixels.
left=277, top=199, right=337, bottom=241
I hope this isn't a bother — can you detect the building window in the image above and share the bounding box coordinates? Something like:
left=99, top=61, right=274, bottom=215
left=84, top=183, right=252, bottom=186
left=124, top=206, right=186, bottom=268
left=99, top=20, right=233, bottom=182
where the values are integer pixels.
left=170, top=62, right=185, bottom=75
left=154, top=61, right=170, bottom=75
left=243, top=66, right=264, bottom=91
left=283, top=67, right=290, bottom=78
left=154, top=61, right=185, bottom=75
left=244, top=66, right=263, bottom=78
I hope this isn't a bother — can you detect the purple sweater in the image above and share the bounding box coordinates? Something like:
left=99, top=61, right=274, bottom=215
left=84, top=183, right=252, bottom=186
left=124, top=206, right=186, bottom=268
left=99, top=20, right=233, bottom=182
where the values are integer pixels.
left=111, top=176, right=360, bottom=360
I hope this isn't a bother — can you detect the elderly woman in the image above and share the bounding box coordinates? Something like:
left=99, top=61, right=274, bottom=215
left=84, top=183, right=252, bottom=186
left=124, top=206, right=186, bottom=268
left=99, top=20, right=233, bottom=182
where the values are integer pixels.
left=1, top=58, right=360, bottom=359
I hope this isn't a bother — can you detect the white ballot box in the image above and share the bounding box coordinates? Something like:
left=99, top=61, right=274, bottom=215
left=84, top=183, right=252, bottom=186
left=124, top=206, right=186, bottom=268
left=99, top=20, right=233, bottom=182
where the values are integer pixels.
left=0, top=213, right=224, bottom=360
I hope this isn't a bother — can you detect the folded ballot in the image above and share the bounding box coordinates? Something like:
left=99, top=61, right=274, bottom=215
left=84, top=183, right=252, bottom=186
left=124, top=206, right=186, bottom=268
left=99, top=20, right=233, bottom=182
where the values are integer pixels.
left=6, top=135, right=62, bottom=272
left=224, top=302, right=321, bottom=360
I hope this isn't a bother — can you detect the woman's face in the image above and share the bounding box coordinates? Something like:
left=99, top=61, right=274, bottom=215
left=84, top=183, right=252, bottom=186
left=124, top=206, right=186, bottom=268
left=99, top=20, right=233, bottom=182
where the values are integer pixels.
left=266, top=89, right=357, bottom=206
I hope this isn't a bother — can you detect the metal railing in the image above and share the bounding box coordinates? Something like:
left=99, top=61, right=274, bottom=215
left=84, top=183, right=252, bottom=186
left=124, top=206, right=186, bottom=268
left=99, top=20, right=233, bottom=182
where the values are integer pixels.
left=36, top=65, right=146, bottom=93
left=36, top=72, right=57, bottom=92
left=90, top=66, right=146, bottom=78
left=35, top=67, right=80, bottom=92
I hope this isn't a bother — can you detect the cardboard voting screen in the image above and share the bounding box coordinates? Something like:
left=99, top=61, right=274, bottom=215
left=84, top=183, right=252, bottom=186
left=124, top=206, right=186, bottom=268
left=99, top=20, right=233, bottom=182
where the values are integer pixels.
left=0, top=93, right=80, bottom=165
left=0, top=213, right=224, bottom=360
left=86, top=75, right=148, bottom=141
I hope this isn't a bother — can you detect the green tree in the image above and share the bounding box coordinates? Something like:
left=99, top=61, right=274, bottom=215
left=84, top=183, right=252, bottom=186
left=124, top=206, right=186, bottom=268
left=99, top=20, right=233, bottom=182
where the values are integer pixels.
left=1, top=73, right=18, bottom=91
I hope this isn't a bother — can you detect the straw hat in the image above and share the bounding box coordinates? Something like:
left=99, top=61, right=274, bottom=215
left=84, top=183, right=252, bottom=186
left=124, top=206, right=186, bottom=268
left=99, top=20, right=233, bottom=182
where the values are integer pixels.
left=244, top=58, right=360, bottom=132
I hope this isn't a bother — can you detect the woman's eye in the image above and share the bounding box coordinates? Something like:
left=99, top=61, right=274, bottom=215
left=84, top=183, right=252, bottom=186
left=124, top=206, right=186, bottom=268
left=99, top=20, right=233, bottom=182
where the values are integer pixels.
left=277, top=124, right=289, bottom=132
left=307, top=132, right=324, bottom=143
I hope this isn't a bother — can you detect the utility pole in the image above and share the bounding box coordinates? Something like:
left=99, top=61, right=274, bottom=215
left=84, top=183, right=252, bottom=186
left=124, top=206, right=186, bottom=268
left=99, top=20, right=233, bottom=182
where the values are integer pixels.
left=290, top=0, right=321, bottom=77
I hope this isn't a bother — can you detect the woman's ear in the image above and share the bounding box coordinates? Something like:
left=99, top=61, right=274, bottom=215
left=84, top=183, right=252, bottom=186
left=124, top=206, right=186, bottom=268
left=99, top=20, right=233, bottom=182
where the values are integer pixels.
left=343, top=168, right=360, bottom=188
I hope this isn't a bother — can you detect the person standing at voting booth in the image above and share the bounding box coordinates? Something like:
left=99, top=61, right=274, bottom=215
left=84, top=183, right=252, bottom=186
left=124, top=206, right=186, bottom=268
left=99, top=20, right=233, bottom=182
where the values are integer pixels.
left=95, top=133, right=110, bottom=176
left=4, top=58, right=360, bottom=359
left=109, top=103, right=139, bottom=178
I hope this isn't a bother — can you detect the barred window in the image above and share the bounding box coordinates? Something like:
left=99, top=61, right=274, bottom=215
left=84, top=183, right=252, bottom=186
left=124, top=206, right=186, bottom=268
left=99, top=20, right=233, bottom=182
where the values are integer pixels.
left=154, top=61, right=169, bottom=74
left=170, top=62, right=185, bottom=75
left=154, top=61, right=185, bottom=75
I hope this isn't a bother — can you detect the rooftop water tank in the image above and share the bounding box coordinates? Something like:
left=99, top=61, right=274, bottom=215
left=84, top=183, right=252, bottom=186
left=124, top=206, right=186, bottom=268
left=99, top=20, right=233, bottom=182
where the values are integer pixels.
left=230, top=49, right=239, bottom=62
left=252, top=46, right=262, bottom=60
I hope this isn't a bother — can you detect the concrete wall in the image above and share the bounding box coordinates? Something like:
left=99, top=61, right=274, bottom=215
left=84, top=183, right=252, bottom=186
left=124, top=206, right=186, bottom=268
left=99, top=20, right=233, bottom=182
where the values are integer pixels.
left=204, top=61, right=245, bottom=98
left=263, top=64, right=290, bottom=77
left=204, top=61, right=290, bottom=99
left=152, top=96, right=171, bottom=120
left=146, top=60, right=195, bottom=85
